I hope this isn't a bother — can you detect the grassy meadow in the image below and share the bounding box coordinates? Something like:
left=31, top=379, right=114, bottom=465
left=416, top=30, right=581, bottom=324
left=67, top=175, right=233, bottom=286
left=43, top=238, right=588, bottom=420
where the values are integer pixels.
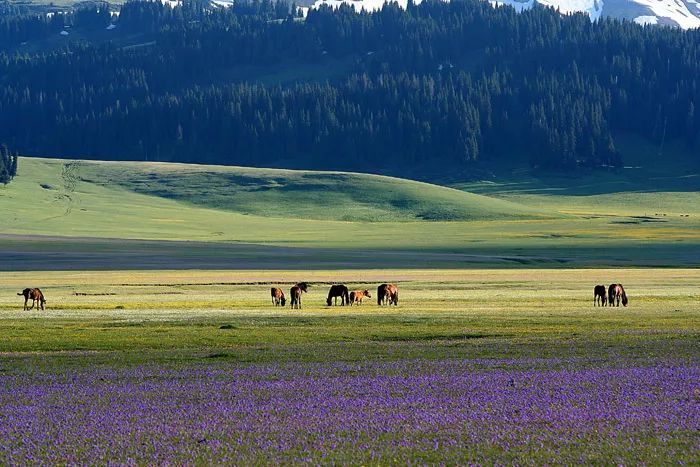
left=0, top=156, right=698, bottom=463
left=0, top=268, right=696, bottom=356
left=0, top=269, right=697, bottom=463
left=1, top=157, right=699, bottom=268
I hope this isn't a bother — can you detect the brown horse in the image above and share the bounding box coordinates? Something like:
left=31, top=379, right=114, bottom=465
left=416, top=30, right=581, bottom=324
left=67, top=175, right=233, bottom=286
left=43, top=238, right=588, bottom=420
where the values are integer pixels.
left=593, top=285, right=607, bottom=306
left=271, top=287, right=286, bottom=307
left=608, top=283, right=628, bottom=307
left=377, top=283, right=398, bottom=306
left=18, top=288, right=46, bottom=310
left=349, top=289, right=371, bottom=306
left=290, top=282, right=308, bottom=309
left=326, top=284, right=350, bottom=306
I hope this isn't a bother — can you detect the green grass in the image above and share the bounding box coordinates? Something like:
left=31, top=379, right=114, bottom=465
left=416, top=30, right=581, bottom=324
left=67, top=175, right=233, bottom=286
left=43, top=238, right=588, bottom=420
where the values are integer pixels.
left=453, top=134, right=700, bottom=207
left=75, top=158, right=549, bottom=222
left=0, top=268, right=696, bottom=465
left=0, top=268, right=697, bottom=360
left=1, top=156, right=699, bottom=268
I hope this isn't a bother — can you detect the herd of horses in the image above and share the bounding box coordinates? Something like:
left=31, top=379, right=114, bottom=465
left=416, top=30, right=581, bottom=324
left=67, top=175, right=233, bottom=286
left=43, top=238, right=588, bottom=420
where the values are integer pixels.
left=16, top=283, right=629, bottom=310
left=593, top=283, right=628, bottom=307
left=271, top=283, right=399, bottom=309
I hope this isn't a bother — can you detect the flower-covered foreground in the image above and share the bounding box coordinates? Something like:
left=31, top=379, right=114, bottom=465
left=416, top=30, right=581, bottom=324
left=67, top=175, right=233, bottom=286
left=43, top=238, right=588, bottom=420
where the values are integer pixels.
left=1, top=359, right=697, bottom=464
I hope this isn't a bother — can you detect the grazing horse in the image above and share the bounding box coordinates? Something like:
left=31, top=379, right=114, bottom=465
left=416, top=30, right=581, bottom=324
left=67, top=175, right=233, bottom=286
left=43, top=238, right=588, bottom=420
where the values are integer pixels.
left=270, top=287, right=286, bottom=307
left=290, top=282, right=308, bottom=309
left=608, top=283, right=628, bottom=307
left=593, top=285, right=607, bottom=306
left=349, top=289, right=371, bottom=306
left=18, top=288, right=46, bottom=310
left=377, top=283, right=398, bottom=306
left=326, top=284, right=350, bottom=306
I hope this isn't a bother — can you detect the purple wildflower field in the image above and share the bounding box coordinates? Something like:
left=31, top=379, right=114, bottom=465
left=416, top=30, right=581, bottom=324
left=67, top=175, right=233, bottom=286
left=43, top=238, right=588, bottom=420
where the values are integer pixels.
left=1, top=358, right=697, bottom=464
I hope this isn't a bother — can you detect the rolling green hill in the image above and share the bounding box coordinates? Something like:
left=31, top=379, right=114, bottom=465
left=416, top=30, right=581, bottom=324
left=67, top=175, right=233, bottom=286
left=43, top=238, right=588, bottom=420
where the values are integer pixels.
left=1, top=157, right=699, bottom=269
left=75, top=159, right=551, bottom=222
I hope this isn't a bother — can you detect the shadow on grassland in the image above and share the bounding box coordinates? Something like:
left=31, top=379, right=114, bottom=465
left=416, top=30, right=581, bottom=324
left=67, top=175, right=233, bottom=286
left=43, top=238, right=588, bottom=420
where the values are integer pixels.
left=0, top=234, right=698, bottom=270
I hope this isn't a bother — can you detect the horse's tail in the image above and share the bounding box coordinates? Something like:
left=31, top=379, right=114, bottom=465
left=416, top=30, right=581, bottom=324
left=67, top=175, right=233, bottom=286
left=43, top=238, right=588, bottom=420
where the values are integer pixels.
left=621, top=286, right=628, bottom=306
left=393, top=290, right=399, bottom=305
left=17, top=292, right=23, bottom=296
left=608, top=285, right=615, bottom=305
left=343, top=290, right=350, bottom=305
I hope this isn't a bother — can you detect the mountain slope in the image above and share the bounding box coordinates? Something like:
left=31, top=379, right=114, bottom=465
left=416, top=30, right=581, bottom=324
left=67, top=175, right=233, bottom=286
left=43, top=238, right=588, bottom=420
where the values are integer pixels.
left=492, top=0, right=700, bottom=27
left=309, top=0, right=700, bottom=28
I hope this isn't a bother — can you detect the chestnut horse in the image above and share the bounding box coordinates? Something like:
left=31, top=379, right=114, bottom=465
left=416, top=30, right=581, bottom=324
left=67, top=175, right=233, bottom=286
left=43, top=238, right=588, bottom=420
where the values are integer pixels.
left=290, top=282, right=308, bottom=309
left=608, top=283, right=628, bottom=307
left=18, top=288, right=46, bottom=310
left=349, top=289, right=371, bottom=306
left=271, top=287, right=286, bottom=307
left=593, top=285, right=607, bottom=306
left=377, top=283, right=398, bottom=306
left=326, top=284, right=350, bottom=306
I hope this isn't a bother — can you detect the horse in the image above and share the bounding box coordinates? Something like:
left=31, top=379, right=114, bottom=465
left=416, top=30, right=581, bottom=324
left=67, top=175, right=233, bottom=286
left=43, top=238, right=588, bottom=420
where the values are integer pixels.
left=349, top=289, right=371, bottom=306
left=377, top=283, right=398, bottom=306
left=271, top=287, right=286, bottom=307
left=290, top=282, right=308, bottom=309
left=18, top=288, right=46, bottom=310
left=326, top=284, right=350, bottom=306
left=608, top=283, right=628, bottom=307
left=593, top=285, right=607, bottom=306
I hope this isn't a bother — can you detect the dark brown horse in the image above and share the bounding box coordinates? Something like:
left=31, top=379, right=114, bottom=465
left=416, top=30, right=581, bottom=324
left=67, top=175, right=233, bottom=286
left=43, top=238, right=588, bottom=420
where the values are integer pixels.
left=377, top=283, right=398, bottom=306
left=290, top=282, right=308, bottom=309
left=349, top=289, right=371, bottom=306
left=326, top=284, right=350, bottom=306
left=18, top=288, right=46, bottom=310
left=271, top=287, right=286, bottom=307
left=608, top=283, right=628, bottom=307
left=593, top=285, right=607, bottom=306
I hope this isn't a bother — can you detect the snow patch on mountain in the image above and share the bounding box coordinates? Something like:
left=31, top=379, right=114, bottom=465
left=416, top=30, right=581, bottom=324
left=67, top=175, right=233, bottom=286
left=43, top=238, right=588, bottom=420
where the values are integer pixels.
left=627, top=0, right=700, bottom=28
left=539, top=0, right=604, bottom=20
left=312, top=0, right=423, bottom=11
left=491, top=0, right=535, bottom=12
left=493, top=0, right=700, bottom=27
left=634, top=14, right=659, bottom=23
left=309, top=0, right=700, bottom=28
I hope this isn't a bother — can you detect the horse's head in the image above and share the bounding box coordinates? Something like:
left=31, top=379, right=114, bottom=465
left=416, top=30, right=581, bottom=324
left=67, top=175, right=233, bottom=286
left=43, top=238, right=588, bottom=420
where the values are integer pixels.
left=326, top=297, right=332, bottom=306
left=281, top=296, right=286, bottom=306
left=364, top=290, right=371, bottom=298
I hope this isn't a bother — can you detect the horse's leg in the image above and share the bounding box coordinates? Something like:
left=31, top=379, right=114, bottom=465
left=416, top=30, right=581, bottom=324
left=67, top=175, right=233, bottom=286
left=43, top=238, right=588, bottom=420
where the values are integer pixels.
left=23, top=297, right=28, bottom=310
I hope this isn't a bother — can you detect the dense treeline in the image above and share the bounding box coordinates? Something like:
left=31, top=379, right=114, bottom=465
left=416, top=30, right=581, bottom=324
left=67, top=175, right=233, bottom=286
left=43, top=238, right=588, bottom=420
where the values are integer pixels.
left=0, top=145, right=18, bottom=184
left=0, top=1, right=112, bottom=46
left=0, top=0, right=699, bottom=173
